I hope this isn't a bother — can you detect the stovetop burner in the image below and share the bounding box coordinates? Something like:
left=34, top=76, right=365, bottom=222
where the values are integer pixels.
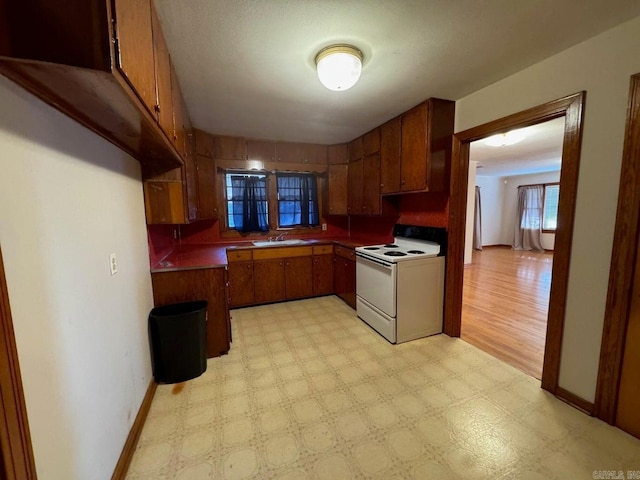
left=384, top=251, right=407, bottom=257
left=384, top=244, right=398, bottom=248
left=364, top=247, right=380, bottom=250
left=407, top=250, right=425, bottom=254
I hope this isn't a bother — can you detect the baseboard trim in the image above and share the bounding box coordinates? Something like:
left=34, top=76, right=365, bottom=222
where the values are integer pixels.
left=111, top=379, right=157, bottom=480
left=556, top=386, right=594, bottom=415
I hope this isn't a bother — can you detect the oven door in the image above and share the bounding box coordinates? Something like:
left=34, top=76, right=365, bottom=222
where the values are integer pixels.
left=355, top=253, right=397, bottom=317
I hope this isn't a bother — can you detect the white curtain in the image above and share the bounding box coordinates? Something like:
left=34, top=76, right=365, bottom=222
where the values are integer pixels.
left=513, top=185, right=544, bottom=252
left=473, top=186, right=482, bottom=250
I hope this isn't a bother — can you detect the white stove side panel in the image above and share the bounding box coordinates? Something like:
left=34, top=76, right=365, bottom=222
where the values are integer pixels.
left=396, top=256, right=445, bottom=343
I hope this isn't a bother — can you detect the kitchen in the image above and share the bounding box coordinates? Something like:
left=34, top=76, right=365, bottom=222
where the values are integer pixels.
left=1, top=1, right=640, bottom=479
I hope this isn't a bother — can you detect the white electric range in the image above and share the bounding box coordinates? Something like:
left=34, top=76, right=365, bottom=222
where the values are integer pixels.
left=355, top=225, right=446, bottom=344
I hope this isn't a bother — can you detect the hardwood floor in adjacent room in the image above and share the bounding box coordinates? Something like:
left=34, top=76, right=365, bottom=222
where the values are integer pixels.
left=461, top=247, right=553, bottom=379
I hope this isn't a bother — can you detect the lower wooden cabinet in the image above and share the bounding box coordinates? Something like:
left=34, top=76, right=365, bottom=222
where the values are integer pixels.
left=313, top=254, right=334, bottom=295
left=151, top=267, right=231, bottom=358
left=228, top=261, right=255, bottom=307
left=334, top=246, right=356, bottom=309
left=285, top=256, right=314, bottom=299
left=254, top=258, right=286, bottom=304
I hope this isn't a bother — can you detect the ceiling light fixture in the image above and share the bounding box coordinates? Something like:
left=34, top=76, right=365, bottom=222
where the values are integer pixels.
left=315, top=44, right=363, bottom=91
left=484, top=130, right=526, bottom=147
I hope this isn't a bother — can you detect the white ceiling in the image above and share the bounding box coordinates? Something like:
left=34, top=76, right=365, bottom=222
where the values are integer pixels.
left=470, top=117, right=565, bottom=177
left=154, top=1, right=640, bottom=144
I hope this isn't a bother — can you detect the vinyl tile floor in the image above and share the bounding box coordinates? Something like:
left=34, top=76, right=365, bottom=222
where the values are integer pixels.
left=126, top=296, right=640, bottom=479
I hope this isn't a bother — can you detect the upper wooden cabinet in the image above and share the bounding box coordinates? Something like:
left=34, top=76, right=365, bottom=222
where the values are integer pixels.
left=399, top=98, right=455, bottom=193
left=363, top=128, right=380, bottom=156
left=195, top=129, right=215, bottom=158
left=0, top=0, right=185, bottom=170
left=380, top=117, right=402, bottom=194
left=247, top=140, right=276, bottom=163
left=328, top=144, right=349, bottom=164
left=362, top=153, right=382, bottom=215
left=347, top=159, right=364, bottom=215
left=276, top=142, right=327, bottom=164
left=348, top=137, right=363, bottom=163
left=151, top=3, right=173, bottom=141
left=214, top=136, right=247, bottom=160
left=113, top=0, right=156, bottom=117
left=327, top=164, right=348, bottom=216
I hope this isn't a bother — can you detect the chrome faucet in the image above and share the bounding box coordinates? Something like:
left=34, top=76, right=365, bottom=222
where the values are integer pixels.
left=275, top=232, right=287, bottom=241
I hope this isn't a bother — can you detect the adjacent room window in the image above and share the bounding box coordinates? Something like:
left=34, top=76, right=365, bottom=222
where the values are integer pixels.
left=276, top=173, right=319, bottom=228
left=543, top=184, right=560, bottom=231
left=225, top=173, right=269, bottom=232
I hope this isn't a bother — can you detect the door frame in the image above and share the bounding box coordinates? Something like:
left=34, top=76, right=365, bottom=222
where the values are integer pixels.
left=444, top=92, right=586, bottom=398
left=0, top=245, right=37, bottom=479
left=595, top=73, right=640, bottom=423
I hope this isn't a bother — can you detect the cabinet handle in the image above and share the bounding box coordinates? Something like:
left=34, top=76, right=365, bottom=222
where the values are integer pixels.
left=154, top=104, right=160, bottom=113
left=246, top=264, right=251, bottom=269
left=401, top=180, right=405, bottom=185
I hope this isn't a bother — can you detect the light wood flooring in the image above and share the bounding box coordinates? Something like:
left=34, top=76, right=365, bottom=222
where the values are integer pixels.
left=461, top=247, right=553, bottom=379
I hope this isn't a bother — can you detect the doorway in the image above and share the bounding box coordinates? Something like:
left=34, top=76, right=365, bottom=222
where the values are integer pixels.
left=595, top=73, right=640, bottom=437
left=460, top=118, right=565, bottom=379
left=444, top=92, right=586, bottom=401
left=0, top=245, right=37, bottom=480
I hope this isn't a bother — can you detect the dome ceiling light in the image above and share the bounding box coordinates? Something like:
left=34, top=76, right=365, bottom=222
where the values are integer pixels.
left=315, top=44, right=363, bottom=92
left=484, top=130, right=527, bottom=147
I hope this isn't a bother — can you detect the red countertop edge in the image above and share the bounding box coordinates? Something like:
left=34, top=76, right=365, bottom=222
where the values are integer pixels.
left=150, top=237, right=373, bottom=273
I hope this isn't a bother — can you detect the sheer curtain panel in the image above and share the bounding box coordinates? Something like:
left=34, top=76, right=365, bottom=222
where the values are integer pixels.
left=513, top=185, right=544, bottom=251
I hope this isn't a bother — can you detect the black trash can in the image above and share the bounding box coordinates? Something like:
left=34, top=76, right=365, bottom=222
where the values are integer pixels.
left=148, top=301, right=207, bottom=384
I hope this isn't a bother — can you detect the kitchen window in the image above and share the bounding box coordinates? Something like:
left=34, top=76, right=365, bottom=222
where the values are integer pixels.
left=276, top=173, right=319, bottom=228
left=225, top=173, right=269, bottom=232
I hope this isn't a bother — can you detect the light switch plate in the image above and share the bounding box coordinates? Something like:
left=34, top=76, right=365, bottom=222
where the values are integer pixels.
left=322, top=223, right=327, bottom=231
left=109, top=253, right=118, bottom=276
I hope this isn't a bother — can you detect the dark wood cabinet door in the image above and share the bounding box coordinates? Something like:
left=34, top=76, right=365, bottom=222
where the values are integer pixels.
left=344, top=259, right=356, bottom=309
left=151, top=4, right=173, bottom=139
left=247, top=140, right=276, bottom=163
left=334, top=256, right=346, bottom=298
left=195, top=155, right=217, bottom=219
left=195, top=129, right=215, bottom=158
left=151, top=268, right=230, bottom=358
left=300, top=144, right=328, bottom=164
left=143, top=181, right=186, bottom=224
left=328, top=144, right=348, bottom=164
left=228, top=261, right=255, bottom=307
left=348, top=137, right=363, bottom=163
left=401, top=103, right=428, bottom=192
left=183, top=154, right=199, bottom=221
left=362, top=153, right=381, bottom=215
left=347, top=159, right=364, bottom=215
left=363, top=127, right=380, bottom=156
left=275, top=142, right=301, bottom=163
left=214, top=136, right=246, bottom=160
left=313, top=255, right=334, bottom=296
left=170, top=64, right=187, bottom=156
left=328, top=164, right=348, bottom=215
left=285, top=256, right=313, bottom=299
left=254, top=259, right=285, bottom=304
left=380, top=117, right=401, bottom=194
left=113, top=0, right=156, bottom=116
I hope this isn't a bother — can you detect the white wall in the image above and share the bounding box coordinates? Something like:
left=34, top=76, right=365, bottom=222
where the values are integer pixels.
left=475, top=176, right=505, bottom=246
left=455, top=15, right=640, bottom=402
left=0, top=76, right=154, bottom=479
left=464, top=161, right=477, bottom=264
left=502, top=171, right=561, bottom=250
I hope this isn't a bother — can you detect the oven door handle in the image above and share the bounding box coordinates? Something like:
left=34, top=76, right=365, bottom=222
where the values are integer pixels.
left=355, top=252, right=394, bottom=269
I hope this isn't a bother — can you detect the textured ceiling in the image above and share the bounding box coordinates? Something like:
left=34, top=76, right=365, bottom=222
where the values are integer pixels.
left=154, top=1, right=640, bottom=144
left=471, top=117, right=565, bottom=177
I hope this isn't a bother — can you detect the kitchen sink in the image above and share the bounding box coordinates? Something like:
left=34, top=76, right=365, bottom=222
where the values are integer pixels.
left=252, top=239, right=308, bottom=247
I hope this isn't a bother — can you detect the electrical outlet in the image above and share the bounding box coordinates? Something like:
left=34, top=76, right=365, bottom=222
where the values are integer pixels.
left=322, top=223, right=327, bottom=231
left=109, top=253, right=118, bottom=276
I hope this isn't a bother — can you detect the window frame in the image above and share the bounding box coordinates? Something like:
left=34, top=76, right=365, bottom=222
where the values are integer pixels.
left=542, top=182, right=560, bottom=233
left=275, top=172, right=320, bottom=229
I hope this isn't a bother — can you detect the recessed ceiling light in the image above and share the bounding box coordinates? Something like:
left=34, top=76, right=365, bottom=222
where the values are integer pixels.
left=315, top=44, right=363, bottom=91
left=484, top=130, right=526, bottom=147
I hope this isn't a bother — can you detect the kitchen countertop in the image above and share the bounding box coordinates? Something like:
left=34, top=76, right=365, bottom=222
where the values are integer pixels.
left=150, top=237, right=375, bottom=273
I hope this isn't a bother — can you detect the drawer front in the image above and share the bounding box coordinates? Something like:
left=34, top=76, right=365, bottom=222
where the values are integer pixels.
left=335, top=245, right=355, bottom=261
left=253, top=246, right=313, bottom=260
left=312, top=245, right=334, bottom=255
left=227, top=249, right=253, bottom=262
